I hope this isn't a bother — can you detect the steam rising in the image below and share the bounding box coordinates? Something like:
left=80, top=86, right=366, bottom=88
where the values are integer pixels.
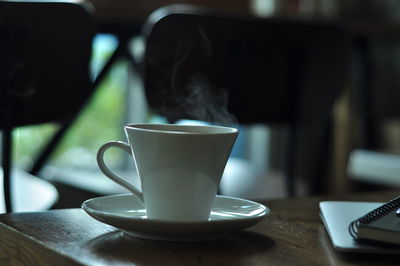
left=178, top=74, right=236, bottom=126
left=146, top=23, right=236, bottom=125
left=151, top=26, right=237, bottom=126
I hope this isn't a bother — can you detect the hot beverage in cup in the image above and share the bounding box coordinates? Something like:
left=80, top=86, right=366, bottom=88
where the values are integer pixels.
left=97, top=123, right=238, bottom=221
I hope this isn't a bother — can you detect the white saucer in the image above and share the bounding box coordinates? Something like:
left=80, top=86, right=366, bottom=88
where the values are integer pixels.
left=82, top=194, right=270, bottom=241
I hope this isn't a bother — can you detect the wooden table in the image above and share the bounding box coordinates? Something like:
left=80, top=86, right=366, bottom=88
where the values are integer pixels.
left=0, top=190, right=399, bottom=265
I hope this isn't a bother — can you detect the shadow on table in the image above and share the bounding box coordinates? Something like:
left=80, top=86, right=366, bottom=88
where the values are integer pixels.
left=84, top=230, right=275, bottom=265
left=337, top=250, right=400, bottom=265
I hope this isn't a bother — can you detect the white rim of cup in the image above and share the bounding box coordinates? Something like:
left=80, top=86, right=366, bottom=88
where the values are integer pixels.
left=124, top=123, right=239, bottom=135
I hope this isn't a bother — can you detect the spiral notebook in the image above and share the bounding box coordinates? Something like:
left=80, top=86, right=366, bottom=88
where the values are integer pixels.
left=349, top=196, right=400, bottom=246
left=320, top=200, right=400, bottom=254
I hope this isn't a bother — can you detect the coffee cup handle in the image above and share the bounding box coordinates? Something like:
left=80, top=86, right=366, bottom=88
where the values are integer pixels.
left=97, top=141, right=144, bottom=202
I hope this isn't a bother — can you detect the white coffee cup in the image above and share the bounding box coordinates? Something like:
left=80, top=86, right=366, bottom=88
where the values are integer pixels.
left=97, top=123, right=238, bottom=221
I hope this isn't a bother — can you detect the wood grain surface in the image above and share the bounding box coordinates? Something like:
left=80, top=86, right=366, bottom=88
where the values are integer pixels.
left=0, top=190, right=399, bottom=266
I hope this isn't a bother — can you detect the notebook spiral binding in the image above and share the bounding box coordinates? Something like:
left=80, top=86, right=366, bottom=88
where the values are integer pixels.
left=349, top=196, right=400, bottom=238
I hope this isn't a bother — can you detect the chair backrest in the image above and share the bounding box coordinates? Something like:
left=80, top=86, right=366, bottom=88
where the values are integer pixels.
left=141, top=5, right=350, bottom=127
left=141, top=5, right=351, bottom=195
left=0, top=1, right=95, bottom=127
left=0, top=1, right=95, bottom=212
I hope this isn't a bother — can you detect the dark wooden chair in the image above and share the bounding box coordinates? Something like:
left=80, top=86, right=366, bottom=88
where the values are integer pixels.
left=141, top=5, right=350, bottom=196
left=0, top=1, right=95, bottom=212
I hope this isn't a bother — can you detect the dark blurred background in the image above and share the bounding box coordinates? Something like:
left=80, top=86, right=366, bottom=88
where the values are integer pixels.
left=2, top=0, right=400, bottom=211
